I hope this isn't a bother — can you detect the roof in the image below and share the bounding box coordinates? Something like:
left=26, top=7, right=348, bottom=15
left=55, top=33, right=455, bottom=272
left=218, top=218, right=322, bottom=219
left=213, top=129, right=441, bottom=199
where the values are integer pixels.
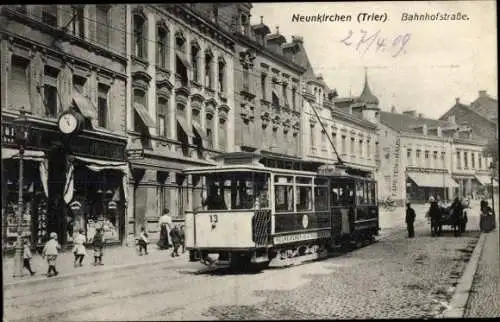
left=380, top=111, right=454, bottom=133
left=439, top=102, right=497, bottom=126
left=357, top=70, right=379, bottom=105
left=471, top=93, right=498, bottom=121
left=291, top=40, right=316, bottom=80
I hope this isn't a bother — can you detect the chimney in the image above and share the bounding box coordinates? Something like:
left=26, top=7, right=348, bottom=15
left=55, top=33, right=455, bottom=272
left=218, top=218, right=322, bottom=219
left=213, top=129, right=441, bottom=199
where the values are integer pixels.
left=418, top=113, right=423, bottom=119
left=390, top=105, right=396, bottom=113
left=402, top=110, right=416, bottom=118
left=479, top=90, right=487, bottom=97
left=291, top=35, right=304, bottom=44
left=455, top=97, right=460, bottom=104
left=447, top=115, right=456, bottom=123
left=276, top=26, right=280, bottom=34
left=260, top=16, right=263, bottom=24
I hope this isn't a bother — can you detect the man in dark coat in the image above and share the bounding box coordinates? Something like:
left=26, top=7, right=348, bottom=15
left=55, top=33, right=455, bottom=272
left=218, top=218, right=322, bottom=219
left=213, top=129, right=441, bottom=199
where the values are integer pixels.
left=428, top=197, right=442, bottom=237
left=406, top=202, right=416, bottom=238
left=451, top=197, right=463, bottom=237
left=169, top=225, right=181, bottom=257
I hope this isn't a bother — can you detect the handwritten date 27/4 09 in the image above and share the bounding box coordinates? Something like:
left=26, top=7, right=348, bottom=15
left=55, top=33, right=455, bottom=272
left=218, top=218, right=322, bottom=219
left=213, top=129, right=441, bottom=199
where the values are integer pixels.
left=340, top=29, right=411, bottom=58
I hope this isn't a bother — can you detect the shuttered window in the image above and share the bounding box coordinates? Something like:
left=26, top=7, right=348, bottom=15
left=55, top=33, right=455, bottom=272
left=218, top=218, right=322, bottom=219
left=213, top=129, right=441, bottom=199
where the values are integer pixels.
left=8, top=56, right=31, bottom=111
left=96, top=5, right=110, bottom=47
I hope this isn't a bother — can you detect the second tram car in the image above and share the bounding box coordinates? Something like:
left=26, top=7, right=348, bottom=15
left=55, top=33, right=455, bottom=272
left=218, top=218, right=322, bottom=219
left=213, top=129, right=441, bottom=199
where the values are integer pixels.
left=183, top=152, right=379, bottom=267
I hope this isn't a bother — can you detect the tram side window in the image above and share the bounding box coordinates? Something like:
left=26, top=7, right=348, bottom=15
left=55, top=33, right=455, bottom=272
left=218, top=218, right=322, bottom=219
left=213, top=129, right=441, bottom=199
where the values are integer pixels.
left=296, top=186, right=312, bottom=211
left=370, top=182, right=377, bottom=204
left=356, top=181, right=367, bottom=205
left=364, top=181, right=370, bottom=204
left=315, top=185, right=329, bottom=210
left=275, top=185, right=294, bottom=212
left=331, top=182, right=354, bottom=205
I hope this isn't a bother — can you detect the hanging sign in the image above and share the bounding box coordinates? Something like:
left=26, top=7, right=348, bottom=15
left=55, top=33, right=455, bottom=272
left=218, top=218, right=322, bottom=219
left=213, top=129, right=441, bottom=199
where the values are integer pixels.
left=108, top=201, right=118, bottom=210
left=69, top=200, right=82, bottom=211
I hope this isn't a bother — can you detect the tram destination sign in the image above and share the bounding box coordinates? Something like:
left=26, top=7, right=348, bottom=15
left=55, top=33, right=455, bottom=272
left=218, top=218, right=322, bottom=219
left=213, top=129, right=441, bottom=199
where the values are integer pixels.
left=273, top=230, right=330, bottom=244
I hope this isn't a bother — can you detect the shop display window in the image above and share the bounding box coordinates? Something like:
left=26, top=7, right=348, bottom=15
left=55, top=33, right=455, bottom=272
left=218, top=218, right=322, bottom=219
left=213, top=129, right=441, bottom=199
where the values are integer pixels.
left=72, top=166, right=123, bottom=243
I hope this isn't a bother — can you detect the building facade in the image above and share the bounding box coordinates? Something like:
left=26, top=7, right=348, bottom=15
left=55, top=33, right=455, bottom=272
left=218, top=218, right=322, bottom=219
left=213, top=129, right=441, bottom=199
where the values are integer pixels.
left=1, top=5, right=129, bottom=247
left=378, top=108, right=495, bottom=204
left=124, top=4, right=236, bottom=243
left=203, top=3, right=306, bottom=159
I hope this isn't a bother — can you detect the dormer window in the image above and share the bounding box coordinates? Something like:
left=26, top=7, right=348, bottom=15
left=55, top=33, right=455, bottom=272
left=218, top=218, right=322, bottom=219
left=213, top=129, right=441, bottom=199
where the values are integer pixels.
left=71, top=6, right=85, bottom=38
left=240, top=14, right=249, bottom=35
left=42, top=5, right=58, bottom=27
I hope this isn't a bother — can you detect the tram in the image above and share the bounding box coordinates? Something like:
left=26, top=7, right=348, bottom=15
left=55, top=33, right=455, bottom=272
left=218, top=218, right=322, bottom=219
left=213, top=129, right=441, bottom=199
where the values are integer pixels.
left=183, top=152, right=379, bottom=268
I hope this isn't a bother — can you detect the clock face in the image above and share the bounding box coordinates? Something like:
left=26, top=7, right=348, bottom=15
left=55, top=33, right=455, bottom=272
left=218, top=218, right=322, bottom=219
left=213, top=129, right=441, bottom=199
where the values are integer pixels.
left=58, top=113, right=79, bottom=134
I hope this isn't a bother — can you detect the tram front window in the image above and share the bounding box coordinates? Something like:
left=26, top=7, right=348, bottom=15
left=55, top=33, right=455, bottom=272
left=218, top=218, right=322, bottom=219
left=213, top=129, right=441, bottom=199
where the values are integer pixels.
left=204, top=172, right=269, bottom=210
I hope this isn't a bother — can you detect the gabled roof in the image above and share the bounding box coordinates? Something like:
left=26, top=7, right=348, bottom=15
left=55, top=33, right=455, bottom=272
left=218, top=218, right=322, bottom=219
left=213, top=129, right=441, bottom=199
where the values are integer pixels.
left=439, top=102, right=497, bottom=126
left=291, top=39, right=316, bottom=80
left=471, top=93, right=498, bottom=121
left=380, top=111, right=455, bottom=133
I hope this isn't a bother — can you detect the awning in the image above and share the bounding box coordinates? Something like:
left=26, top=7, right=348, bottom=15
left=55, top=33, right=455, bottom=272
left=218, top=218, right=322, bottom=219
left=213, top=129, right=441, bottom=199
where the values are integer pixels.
left=407, top=172, right=459, bottom=188
left=475, top=175, right=493, bottom=186
left=192, top=121, right=208, bottom=140
left=176, top=115, right=194, bottom=137
left=73, top=88, right=98, bottom=119
left=134, top=102, right=156, bottom=128
left=175, top=51, right=192, bottom=69
left=1, top=148, right=46, bottom=161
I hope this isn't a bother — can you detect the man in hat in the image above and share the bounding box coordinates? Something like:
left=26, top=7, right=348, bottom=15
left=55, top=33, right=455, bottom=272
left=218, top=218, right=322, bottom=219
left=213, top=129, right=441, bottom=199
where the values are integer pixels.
left=406, top=202, right=416, bottom=238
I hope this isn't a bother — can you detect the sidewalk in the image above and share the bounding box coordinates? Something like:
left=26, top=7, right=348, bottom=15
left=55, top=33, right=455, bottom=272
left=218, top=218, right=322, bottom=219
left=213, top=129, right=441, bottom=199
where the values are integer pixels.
left=3, top=243, right=188, bottom=287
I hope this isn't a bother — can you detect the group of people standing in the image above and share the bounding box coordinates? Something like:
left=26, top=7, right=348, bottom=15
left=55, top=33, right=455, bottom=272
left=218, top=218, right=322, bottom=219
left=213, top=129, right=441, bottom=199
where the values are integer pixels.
left=138, top=208, right=185, bottom=257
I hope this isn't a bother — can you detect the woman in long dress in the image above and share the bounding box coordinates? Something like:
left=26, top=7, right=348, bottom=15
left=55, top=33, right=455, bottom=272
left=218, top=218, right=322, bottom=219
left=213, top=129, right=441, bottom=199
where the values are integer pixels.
left=157, top=209, right=172, bottom=249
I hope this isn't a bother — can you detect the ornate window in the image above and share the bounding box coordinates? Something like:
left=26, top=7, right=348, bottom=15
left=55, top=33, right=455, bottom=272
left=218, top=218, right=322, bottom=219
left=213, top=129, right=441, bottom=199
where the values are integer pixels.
left=133, top=13, right=147, bottom=59
left=310, top=125, right=315, bottom=150
left=8, top=55, right=31, bottom=111
left=156, top=26, right=168, bottom=68
left=96, top=5, right=110, bottom=46
left=157, top=97, right=168, bottom=137
left=133, top=88, right=146, bottom=132
left=271, top=91, right=280, bottom=112
left=42, top=5, right=58, bottom=27
left=97, top=83, right=109, bottom=128
left=205, top=49, right=213, bottom=89
left=292, top=87, right=296, bottom=110
left=43, top=65, right=60, bottom=118
left=175, top=31, right=188, bottom=87
left=206, top=113, right=214, bottom=149
left=218, top=118, right=227, bottom=151
left=282, top=83, right=288, bottom=106
left=71, top=6, right=85, bottom=38
left=191, top=42, right=200, bottom=83
left=218, top=57, right=226, bottom=93
left=261, top=73, right=267, bottom=100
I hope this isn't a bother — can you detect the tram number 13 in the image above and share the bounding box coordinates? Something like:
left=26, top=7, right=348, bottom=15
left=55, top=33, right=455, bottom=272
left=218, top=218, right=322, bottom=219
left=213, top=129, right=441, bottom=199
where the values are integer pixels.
left=209, top=214, right=218, bottom=224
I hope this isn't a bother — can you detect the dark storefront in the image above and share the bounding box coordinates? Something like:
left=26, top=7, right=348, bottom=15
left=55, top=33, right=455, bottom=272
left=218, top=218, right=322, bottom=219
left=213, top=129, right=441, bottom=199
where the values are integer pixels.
left=2, top=113, right=127, bottom=248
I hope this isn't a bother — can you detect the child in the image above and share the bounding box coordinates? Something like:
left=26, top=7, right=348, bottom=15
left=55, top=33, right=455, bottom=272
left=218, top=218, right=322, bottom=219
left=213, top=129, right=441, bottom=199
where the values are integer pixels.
left=23, top=237, right=36, bottom=276
left=92, top=227, right=104, bottom=265
left=169, top=225, right=181, bottom=257
left=138, top=226, right=149, bottom=256
left=73, top=228, right=87, bottom=267
left=42, top=232, right=61, bottom=278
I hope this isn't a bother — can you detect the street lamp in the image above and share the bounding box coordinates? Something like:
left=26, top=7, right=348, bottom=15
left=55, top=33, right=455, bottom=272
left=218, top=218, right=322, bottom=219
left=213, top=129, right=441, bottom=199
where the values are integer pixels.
left=12, top=107, right=31, bottom=277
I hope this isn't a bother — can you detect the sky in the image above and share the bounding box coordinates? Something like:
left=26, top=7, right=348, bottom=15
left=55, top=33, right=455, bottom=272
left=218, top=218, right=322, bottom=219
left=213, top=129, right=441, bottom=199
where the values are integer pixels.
left=251, top=1, right=497, bottom=119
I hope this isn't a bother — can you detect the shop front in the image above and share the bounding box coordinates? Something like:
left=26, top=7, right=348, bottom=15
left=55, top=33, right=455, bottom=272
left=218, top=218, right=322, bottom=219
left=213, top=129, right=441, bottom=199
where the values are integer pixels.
left=406, top=171, right=459, bottom=203
left=1, top=147, right=48, bottom=250
left=2, top=112, right=128, bottom=247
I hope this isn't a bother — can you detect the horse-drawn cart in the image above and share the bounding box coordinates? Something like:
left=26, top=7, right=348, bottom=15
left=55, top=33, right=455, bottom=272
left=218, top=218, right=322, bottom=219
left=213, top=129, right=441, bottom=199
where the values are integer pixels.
left=426, top=201, right=469, bottom=234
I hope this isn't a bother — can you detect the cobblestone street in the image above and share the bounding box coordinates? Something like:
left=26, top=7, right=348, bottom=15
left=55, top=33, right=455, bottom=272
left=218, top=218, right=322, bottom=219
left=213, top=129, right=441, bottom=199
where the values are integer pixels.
left=4, top=215, right=481, bottom=321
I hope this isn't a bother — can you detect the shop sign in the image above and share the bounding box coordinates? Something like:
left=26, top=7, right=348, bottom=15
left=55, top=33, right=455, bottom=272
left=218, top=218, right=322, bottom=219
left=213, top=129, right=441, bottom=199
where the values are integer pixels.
left=127, top=148, right=144, bottom=160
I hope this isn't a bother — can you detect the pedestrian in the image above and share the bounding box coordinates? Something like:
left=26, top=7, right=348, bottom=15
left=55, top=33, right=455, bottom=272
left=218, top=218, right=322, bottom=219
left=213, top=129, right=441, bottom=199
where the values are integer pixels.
left=405, top=202, right=416, bottom=238
left=138, top=226, right=149, bottom=256
left=92, top=227, right=104, bottom=265
left=72, top=228, right=87, bottom=267
left=157, top=208, right=172, bottom=249
left=42, top=232, right=61, bottom=278
left=169, top=225, right=181, bottom=257
left=23, top=237, right=36, bottom=276
left=179, top=225, right=185, bottom=253
left=428, top=196, right=442, bottom=237
left=450, top=197, right=463, bottom=237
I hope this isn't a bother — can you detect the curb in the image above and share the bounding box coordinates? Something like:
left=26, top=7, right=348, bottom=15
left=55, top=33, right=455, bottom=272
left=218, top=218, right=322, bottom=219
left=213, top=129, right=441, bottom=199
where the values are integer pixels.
left=442, top=232, right=487, bottom=318
left=3, top=255, right=187, bottom=290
